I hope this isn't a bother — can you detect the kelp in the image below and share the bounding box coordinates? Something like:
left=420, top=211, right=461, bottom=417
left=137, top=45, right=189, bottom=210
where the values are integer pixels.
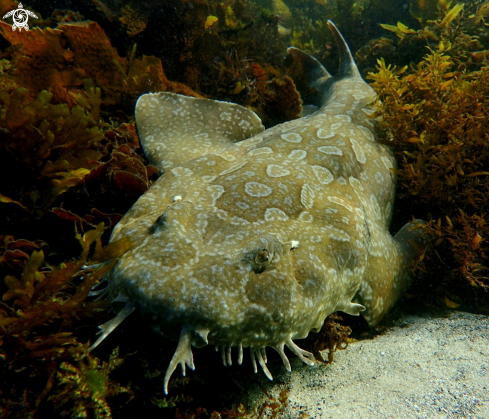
left=0, top=236, right=47, bottom=273
left=428, top=211, right=488, bottom=290
left=368, top=42, right=489, bottom=303
left=83, top=123, right=159, bottom=207
left=285, top=0, right=417, bottom=66
left=77, top=0, right=301, bottom=126
left=0, top=11, right=195, bottom=414
left=208, top=56, right=302, bottom=127
left=380, top=2, right=467, bottom=45
left=380, top=21, right=418, bottom=39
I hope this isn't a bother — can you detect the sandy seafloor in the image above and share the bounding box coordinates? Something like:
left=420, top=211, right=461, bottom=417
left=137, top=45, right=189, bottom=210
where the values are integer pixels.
left=248, top=311, right=488, bottom=419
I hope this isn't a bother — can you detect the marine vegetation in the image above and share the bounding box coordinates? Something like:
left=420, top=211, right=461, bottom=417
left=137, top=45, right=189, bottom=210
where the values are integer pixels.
left=303, top=313, right=352, bottom=364
left=173, top=387, right=289, bottom=419
left=0, top=85, right=105, bottom=217
left=119, top=4, right=147, bottom=37
left=0, top=223, right=133, bottom=417
left=170, top=0, right=303, bottom=126
left=279, top=0, right=417, bottom=68
left=368, top=41, right=489, bottom=308
left=50, top=345, right=132, bottom=419
left=357, top=0, right=489, bottom=76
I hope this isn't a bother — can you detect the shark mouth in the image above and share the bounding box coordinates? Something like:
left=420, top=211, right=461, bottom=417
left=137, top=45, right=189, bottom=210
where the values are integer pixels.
left=88, top=298, right=316, bottom=395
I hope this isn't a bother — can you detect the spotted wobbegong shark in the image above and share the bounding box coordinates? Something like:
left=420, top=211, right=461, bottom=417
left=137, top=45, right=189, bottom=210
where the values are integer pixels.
left=88, top=21, right=424, bottom=394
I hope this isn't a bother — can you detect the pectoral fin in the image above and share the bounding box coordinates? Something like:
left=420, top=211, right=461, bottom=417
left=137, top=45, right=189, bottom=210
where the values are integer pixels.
left=355, top=220, right=426, bottom=326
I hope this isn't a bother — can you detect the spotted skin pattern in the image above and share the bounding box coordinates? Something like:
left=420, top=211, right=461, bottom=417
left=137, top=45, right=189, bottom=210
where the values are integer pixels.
left=91, top=21, right=424, bottom=394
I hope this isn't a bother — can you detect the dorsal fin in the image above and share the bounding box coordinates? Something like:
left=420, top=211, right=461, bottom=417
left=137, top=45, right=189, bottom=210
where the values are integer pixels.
left=326, top=20, right=361, bottom=79
left=286, top=21, right=362, bottom=108
left=286, top=47, right=332, bottom=107
left=135, top=92, right=265, bottom=173
left=287, top=47, right=331, bottom=86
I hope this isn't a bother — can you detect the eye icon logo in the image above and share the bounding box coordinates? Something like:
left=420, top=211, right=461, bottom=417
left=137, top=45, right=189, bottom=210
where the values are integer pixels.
left=3, top=3, right=38, bottom=32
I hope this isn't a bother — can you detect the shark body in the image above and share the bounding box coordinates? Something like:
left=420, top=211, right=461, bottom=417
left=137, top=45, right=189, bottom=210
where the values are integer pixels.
left=89, top=21, right=423, bottom=394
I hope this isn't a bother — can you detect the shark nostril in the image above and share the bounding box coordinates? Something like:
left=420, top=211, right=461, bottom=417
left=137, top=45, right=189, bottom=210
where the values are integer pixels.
left=151, top=213, right=167, bottom=234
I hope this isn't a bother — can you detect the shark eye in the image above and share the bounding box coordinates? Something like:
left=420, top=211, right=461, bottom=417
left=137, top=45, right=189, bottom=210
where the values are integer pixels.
left=244, top=237, right=277, bottom=273
left=255, top=249, right=270, bottom=264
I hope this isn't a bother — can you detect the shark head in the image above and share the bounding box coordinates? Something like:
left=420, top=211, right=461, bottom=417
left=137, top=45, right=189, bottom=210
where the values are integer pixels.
left=105, top=144, right=362, bottom=393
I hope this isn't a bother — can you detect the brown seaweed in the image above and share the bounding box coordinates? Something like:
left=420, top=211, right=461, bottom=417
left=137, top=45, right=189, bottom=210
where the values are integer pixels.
left=369, top=42, right=489, bottom=305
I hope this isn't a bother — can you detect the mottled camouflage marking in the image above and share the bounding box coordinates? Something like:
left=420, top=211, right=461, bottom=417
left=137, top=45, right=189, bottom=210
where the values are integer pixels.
left=89, top=21, right=423, bottom=394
